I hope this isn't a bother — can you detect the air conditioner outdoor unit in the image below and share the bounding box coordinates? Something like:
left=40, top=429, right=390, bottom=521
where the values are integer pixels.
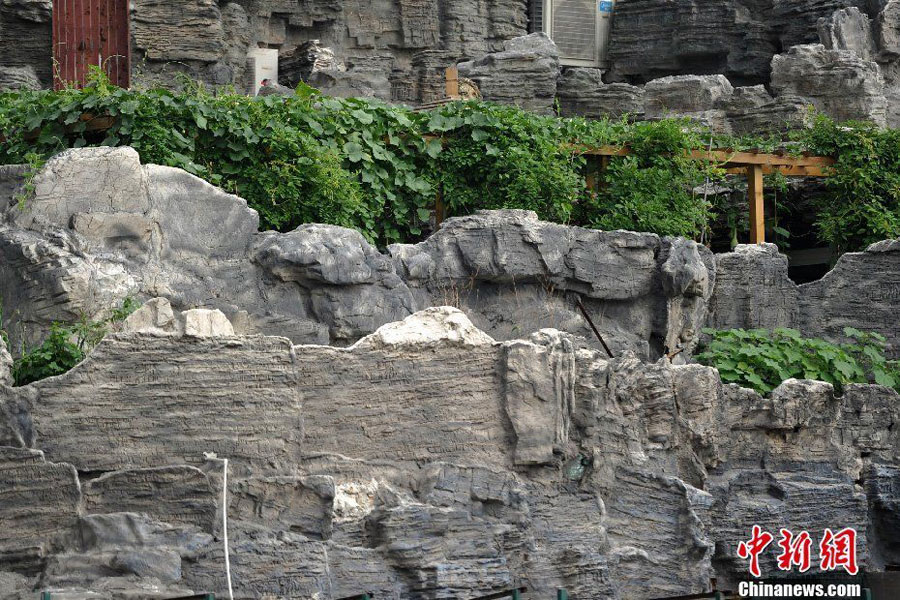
left=542, top=0, right=616, bottom=68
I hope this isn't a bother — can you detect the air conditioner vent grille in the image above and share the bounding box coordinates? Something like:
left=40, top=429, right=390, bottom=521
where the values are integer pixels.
left=551, top=0, right=598, bottom=62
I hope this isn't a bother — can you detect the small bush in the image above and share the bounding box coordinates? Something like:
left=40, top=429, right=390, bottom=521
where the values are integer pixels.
left=799, top=113, right=900, bottom=253
left=11, top=298, right=140, bottom=387
left=696, top=327, right=900, bottom=395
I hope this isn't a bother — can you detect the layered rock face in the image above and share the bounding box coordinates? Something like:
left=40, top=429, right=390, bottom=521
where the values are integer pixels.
left=0, top=0, right=51, bottom=88
left=458, top=32, right=560, bottom=114
left=709, top=241, right=900, bottom=357
left=595, top=0, right=900, bottom=129
left=606, top=0, right=869, bottom=85
left=0, top=306, right=898, bottom=597
left=3, top=0, right=900, bottom=131
left=1, top=148, right=900, bottom=598
left=0, top=146, right=716, bottom=361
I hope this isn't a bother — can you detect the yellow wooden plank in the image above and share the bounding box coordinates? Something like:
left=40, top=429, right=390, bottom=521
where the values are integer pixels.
left=747, top=164, right=766, bottom=244
left=445, top=67, right=459, bottom=99
left=724, top=165, right=830, bottom=176
left=574, top=145, right=835, bottom=171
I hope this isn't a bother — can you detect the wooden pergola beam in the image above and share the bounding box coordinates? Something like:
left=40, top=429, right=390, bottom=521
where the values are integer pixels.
left=576, top=144, right=836, bottom=245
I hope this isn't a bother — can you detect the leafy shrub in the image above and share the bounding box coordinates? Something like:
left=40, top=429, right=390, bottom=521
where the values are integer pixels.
left=12, top=322, right=89, bottom=386
left=0, top=70, right=725, bottom=246
left=799, top=113, right=900, bottom=253
left=696, top=327, right=900, bottom=395
left=11, top=298, right=140, bottom=387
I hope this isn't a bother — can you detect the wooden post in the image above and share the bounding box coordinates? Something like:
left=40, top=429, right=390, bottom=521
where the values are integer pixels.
left=747, top=164, right=765, bottom=244
left=445, top=66, right=460, bottom=99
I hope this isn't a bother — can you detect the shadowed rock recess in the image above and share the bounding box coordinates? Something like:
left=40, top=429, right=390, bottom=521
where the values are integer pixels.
left=0, top=148, right=899, bottom=599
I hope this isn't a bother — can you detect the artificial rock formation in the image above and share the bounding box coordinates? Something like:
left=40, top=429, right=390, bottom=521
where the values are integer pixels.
left=0, top=146, right=717, bottom=361
left=458, top=32, right=560, bottom=114
left=709, top=241, right=900, bottom=357
left=4, top=0, right=900, bottom=131
left=0, top=306, right=898, bottom=598
left=771, top=43, right=888, bottom=125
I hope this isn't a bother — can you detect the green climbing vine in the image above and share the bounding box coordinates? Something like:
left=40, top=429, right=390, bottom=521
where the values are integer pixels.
left=2, top=69, right=899, bottom=251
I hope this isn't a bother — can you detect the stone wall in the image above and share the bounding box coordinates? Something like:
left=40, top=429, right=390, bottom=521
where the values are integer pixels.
left=0, top=0, right=530, bottom=103
left=1, top=305, right=898, bottom=598
left=5, top=0, right=900, bottom=130
left=708, top=241, right=900, bottom=357
left=0, top=146, right=716, bottom=362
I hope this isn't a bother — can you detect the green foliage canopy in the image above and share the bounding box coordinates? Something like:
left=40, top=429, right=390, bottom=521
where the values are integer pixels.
left=0, top=72, right=725, bottom=246
left=2, top=71, right=900, bottom=252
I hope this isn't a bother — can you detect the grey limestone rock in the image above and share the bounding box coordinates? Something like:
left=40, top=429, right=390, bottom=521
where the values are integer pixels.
left=0, top=308, right=898, bottom=597
left=556, top=67, right=645, bottom=120
left=709, top=241, right=900, bottom=357
left=0, top=448, right=80, bottom=575
left=1, top=148, right=717, bottom=360
left=0, top=65, right=39, bottom=91
left=707, top=244, right=800, bottom=332
left=644, top=74, right=735, bottom=117
left=121, top=298, right=177, bottom=335
left=819, top=6, right=877, bottom=60
left=771, top=43, right=887, bottom=125
left=458, top=32, right=560, bottom=114
left=875, top=0, right=900, bottom=58
left=799, top=240, right=900, bottom=355
left=181, top=309, right=235, bottom=338
left=721, top=85, right=812, bottom=134
left=390, top=209, right=715, bottom=358
left=606, top=0, right=779, bottom=86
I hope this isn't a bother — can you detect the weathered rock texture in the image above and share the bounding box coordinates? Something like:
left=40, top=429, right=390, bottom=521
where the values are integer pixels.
left=0, top=0, right=51, bottom=88
left=458, top=32, right=560, bottom=114
left=3, top=0, right=900, bottom=130
left=0, top=146, right=717, bottom=361
left=607, top=0, right=872, bottom=86
left=710, top=241, right=900, bottom=357
left=1, top=306, right=898, bottom=598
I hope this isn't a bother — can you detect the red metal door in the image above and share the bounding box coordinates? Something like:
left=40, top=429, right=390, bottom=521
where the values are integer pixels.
left=52, top=0, right=130, bottom=89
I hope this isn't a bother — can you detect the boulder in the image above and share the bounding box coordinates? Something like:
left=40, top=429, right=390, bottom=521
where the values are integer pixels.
left=389, top=209, right=715, bottom=358
left=458, top=32, right=560, bottom=114
left=279, top=39, right=342, bottom=88
left=121, top=298, right=177, bottom=336
left=0, top=65, right=40, bottom=91
left=181, top=309, right=235, bottom=337
left=643, top=74, right=734, bottom=131
left=818, top=6, right=876, bottom=60
left=556, top=67, right=645, bottom=119
left=770, top=44, right=887, bottom=125
left=721, top=85, right=811, bottom=134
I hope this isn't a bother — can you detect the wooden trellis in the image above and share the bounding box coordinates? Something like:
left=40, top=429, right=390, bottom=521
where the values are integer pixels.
left=580, top=146, right=836, bottom=244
